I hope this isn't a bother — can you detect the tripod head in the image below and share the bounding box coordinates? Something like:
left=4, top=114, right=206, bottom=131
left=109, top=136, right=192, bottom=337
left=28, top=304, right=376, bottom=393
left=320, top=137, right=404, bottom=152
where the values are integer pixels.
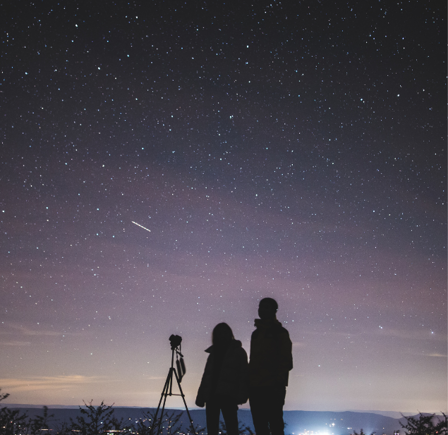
left=169, top=334, right=182, bottom=351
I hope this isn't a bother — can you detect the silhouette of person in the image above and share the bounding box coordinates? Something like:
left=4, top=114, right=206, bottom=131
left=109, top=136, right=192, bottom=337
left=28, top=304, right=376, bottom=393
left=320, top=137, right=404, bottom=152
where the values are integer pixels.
left=249, top=298, right=293, bottom=435
left=196, top=323, right=249, bottom=435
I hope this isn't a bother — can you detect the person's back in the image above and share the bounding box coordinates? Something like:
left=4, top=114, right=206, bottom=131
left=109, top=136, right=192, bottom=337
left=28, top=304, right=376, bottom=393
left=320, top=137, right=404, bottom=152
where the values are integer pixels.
left=250, top=316, right=292, bottom=387
left=249, top=298, right=292, bottom=435
left=196, top=323, right=249, bottom=435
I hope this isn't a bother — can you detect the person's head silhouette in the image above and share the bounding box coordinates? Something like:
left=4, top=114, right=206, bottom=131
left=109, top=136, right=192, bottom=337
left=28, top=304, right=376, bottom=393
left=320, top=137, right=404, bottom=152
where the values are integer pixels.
left=212, top=322, right=234, bottom=346
left=258, top=297, right=278, bottom=320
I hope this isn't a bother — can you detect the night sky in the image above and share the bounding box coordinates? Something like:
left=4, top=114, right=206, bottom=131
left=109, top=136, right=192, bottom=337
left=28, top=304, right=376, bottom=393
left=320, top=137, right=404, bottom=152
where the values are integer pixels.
left=1, top=0, right=446, bottom=413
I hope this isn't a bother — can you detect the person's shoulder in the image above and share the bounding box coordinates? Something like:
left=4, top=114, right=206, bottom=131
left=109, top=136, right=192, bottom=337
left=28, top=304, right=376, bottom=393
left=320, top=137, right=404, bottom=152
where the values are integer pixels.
left=228, top=340, right=248, bottom=357
left=279, top=324, right=290, bottom=333
left=231, top=339, right=243, bottom=348
left=231, top=340, right=247, bottom=351
left=275, top=322, right=291, bottom=337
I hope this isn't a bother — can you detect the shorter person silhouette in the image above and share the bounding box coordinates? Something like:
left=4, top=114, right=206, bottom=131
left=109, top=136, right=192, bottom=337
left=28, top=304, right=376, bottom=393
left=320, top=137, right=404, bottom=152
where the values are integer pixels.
left=196, top=323, right=249, bottom=435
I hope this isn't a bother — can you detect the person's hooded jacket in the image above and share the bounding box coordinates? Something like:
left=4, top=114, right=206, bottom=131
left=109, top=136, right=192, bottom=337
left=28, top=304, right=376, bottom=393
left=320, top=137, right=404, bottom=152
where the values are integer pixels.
left=249, top=318, right=293, bottom=388
left=195, top=339, right=249, bottom=406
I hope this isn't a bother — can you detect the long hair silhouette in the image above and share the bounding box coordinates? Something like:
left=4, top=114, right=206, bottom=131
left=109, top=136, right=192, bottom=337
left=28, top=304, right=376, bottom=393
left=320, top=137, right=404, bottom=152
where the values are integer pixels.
left=212, top=323, right=234, bottom=346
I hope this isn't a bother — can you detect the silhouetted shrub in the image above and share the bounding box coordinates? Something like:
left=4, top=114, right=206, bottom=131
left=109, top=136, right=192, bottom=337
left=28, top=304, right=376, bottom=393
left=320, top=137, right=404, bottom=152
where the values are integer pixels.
left=69, top=400, right=131, bottom=435
left=0, top=389, right=54, bottom=435
left=400, top=413, right=447, bottom=435
left=132, top=409, right=183, bottom=435
left=0, top=389, right=28, bottom=435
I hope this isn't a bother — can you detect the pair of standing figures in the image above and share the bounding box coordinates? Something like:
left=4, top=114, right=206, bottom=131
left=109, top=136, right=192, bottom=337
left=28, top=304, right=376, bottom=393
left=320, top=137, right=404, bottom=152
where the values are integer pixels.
left=195, top=298, right=293, bottom=435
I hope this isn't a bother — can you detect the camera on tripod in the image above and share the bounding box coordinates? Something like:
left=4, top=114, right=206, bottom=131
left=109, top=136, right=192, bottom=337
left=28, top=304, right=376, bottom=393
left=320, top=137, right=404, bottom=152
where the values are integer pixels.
left=169, top=334, right=182, bottom=350
left=168, top=335, right=186, bottom=381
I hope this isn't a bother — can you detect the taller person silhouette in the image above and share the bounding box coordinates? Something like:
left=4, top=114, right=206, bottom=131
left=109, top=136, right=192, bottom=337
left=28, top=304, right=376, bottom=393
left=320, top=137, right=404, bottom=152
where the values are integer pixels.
left=249, top=298, right=293, bottom=435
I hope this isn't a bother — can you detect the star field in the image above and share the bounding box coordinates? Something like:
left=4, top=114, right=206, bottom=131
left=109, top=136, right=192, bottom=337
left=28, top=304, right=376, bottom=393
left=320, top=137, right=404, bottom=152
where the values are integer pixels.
left=0, top=1, right=446, bottom=412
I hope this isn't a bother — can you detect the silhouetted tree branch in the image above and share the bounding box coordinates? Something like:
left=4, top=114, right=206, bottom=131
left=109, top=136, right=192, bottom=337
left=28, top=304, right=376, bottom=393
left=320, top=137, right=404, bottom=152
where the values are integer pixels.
left=400, top=412, right=447, bottom=435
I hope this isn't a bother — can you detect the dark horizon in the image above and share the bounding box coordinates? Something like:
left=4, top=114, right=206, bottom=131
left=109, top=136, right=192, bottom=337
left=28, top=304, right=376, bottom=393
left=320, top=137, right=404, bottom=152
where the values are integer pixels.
left=1, top=402, right=442, bottom=417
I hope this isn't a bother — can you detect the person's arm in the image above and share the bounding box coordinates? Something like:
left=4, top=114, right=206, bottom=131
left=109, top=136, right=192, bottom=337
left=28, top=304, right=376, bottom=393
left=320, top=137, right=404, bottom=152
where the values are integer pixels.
left=237, top=348, right=249, bottom=404
left=279, top=330, right=293, bottom=384
left=195, top=355, right=211, bottom=407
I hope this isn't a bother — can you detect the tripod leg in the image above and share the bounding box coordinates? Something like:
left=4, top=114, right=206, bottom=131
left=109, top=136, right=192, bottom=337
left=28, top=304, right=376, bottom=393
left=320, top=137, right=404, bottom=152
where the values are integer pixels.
left=154, top=368, right=173, bottom=434
left=173, top=369, right=197, bottom=435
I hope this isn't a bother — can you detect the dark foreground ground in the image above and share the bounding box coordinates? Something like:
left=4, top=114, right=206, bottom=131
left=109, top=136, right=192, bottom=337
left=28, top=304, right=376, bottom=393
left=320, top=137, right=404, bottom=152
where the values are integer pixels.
left=7, top=407, right=413, bottom=434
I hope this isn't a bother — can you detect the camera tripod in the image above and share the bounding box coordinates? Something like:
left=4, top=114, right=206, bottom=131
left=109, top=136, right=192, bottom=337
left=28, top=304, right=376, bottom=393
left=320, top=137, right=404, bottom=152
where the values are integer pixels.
left=153, top=344, right=196, bottom=435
